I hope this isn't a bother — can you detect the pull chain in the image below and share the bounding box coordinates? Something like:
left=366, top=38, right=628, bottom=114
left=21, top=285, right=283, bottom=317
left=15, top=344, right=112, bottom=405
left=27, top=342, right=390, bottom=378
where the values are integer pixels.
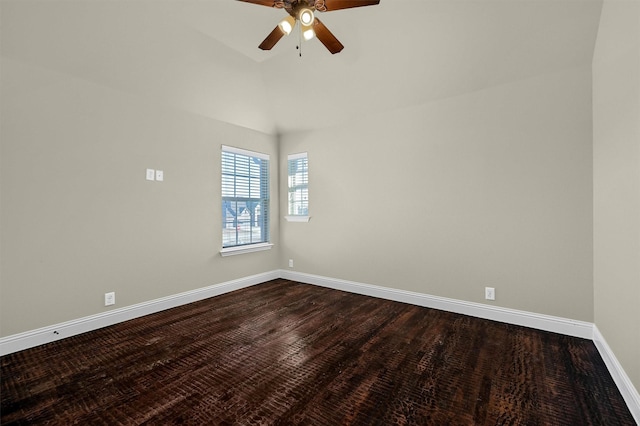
left=298, top=22, right=303, bottom=58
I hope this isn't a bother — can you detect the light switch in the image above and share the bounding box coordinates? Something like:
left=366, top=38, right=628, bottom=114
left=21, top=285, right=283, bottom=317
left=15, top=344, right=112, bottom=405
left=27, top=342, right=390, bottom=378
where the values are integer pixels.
left=155, top=170, right=164, bottom=181
left=146, top=169, right=155, bottom=181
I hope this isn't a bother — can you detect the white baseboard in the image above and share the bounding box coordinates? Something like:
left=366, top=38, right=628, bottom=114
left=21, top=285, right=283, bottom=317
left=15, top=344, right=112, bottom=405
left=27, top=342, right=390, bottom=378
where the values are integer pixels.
left=281, top=270, right=594, bottom=339
left=0, top=270, right=280, bottom=356
left=593, top=326, right=640, bottom=423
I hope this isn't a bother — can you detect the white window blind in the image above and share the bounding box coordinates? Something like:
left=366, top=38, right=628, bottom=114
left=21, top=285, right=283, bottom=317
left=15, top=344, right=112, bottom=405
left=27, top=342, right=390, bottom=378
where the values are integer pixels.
left=287, top=152, right=308, bottom=217
left=221, top=146, right=269, bottom=248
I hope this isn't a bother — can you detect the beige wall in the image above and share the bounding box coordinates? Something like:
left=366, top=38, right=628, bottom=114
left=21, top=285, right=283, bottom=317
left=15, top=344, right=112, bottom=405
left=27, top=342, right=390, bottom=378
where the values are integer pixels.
left=0, top=56, right=279, bottom=336
left=0, top=1, right=280, bottom=337
left=593, top=0, right=640, bottom=391
left=0, top=0, right=274, bottom=135
left=280, top=66, right=594, bottom=321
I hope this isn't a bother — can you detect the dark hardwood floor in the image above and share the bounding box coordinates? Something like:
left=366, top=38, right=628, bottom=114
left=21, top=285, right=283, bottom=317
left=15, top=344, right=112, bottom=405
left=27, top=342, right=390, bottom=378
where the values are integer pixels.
left=1, top=279, right=635, bottom=425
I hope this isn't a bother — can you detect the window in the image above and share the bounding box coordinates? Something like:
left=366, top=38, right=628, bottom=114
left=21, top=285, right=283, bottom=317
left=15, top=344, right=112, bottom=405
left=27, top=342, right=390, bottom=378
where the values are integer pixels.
left=286, top=152, right=309, bottom=222
left=221, top=146, right=271, bottom=255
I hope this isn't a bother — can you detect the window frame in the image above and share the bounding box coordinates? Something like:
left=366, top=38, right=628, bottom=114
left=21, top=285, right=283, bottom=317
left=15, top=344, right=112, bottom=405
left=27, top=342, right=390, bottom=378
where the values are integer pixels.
left=285, top=152, right=310, bottom=223
left=220, top=145, right=273, bottom=256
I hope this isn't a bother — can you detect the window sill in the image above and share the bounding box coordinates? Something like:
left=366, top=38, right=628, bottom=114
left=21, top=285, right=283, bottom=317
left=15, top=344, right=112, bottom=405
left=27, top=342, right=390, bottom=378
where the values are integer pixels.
left=220, top=243, right=274, bottom=257
left=284, top=216, right=311, bottom=223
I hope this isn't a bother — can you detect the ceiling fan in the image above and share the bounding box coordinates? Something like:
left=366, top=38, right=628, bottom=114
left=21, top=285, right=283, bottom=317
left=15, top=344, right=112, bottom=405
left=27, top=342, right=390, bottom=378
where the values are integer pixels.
left=237, top=0, right=380, bottom=54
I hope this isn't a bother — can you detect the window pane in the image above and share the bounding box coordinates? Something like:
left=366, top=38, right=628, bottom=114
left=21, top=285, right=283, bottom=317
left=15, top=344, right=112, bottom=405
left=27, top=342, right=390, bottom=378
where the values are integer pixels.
left=221, top=175, right=235, bottom=197
left=222, top=147, right=270, bottom=248
left=235, top=175, right=249, bottom=198
left=288, top=153, right=308, bottom=216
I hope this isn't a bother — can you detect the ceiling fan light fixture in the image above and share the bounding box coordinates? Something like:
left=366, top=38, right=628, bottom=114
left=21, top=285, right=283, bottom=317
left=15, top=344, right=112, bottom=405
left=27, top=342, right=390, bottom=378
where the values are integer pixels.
left=299, top=8, right=314, bottom=26
left=278, top=15, right=296, bottom=35
left=302, top=26, right=315, bottom=41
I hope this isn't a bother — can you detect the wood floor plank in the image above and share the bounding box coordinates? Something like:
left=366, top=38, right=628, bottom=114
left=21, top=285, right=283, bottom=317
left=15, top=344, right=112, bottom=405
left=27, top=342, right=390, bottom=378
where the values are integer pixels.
left=1, top=279, right=635, bottom=425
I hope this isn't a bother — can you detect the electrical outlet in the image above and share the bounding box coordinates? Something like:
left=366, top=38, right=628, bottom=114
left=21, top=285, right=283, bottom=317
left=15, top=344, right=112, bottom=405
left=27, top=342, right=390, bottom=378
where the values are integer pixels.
left=485, top=287, right=495, bottom=301
left=146, top=169, right=155, bottom=181
left=288, top=259, right=294, bottom=268
left=105, top=292, right=115, bottom=306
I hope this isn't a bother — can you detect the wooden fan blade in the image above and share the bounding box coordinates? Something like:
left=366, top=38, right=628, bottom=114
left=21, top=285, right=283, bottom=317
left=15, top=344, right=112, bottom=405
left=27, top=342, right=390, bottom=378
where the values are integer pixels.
left=236, top=0, right=282, bottom=7
left=313, top=18, right=344, bottom=54
left=319, top=0, right=380, bottom=11
left=259, top=26, right=286, bottom=50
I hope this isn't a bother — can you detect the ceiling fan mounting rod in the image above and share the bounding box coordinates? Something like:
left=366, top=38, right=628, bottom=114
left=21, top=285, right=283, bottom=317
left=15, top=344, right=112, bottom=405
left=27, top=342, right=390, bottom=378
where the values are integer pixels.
left=287, top=0, right=318, bottom=13
left=314, top=1, right=327, bottom=11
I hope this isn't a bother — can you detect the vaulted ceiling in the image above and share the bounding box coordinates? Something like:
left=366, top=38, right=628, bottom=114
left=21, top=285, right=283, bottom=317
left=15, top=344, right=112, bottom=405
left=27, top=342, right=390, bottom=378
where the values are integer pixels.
left=1, top=0, right=603, bottom=135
